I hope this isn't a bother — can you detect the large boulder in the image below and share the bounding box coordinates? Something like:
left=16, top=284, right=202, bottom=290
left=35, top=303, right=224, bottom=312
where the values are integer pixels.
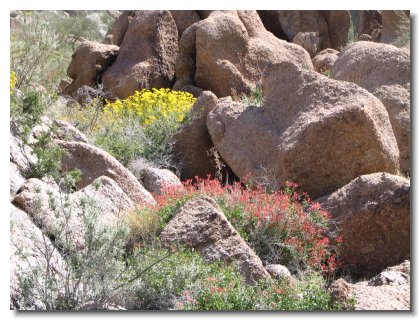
left=13, top=176, right=135, bottom=249
left=173, top=10, right=313, bottom=98
left=160, top=197, right=270, bottom=283
left=111, top=10, right=135, bottom=46
left=358, top=10, right=382, bottom=38
left=63, top=41, right=119, bottom=97
left=169, top=10, right=201, bottom=38
left=311, top=48, right=339, bottom=72
left=140, top=167, right=183, bottom=195
left=292, top=31, right=319, bottom=58
left=256, top=10, right=288, bottom=40
left=331, top=41, right=410, bottom=172
left=173, top=91, right=222, bottom=180
left=329, top=261, right=410, bottom=310
left=56, top=140, right=155, bottom=206
left=207, top=61, right=400, bottom=198
left=263, top=11, right=350, bottom=51
left=318, top=172, right=410, bottom=275
left=381, top=10, right=410, bottom=44
left=10, top=125, right=37, bottom=177
left=102, top=10, right=178, bottom=99
left=10, top=162, right=25, bottom=194
left=10, top=205, right=65, bottom=310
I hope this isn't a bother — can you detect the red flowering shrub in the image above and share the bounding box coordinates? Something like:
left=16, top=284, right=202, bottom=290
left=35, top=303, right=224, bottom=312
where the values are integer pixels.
left=132, top=176, right=340, bottom=274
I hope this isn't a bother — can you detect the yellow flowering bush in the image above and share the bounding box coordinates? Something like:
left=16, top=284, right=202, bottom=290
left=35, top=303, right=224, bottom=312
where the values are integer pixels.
left=57, top=88, right=196, bottom=167
left=104, top=88, right=196, bottom=125
left=10, top=71, right=18, bottom=95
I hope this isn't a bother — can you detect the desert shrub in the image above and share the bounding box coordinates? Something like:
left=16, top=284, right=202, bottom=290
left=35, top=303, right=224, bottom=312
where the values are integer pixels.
left=10, top=80, right=65, bottom=181
left=126, top=247, right=344, bottom=311
left=394, top=11, right=410, bottom=47
left=130, top=177, right=340, bottom=275
left=53, top=88, right=196, bottom=167
left=178, top=265, right=343, bottom=311
left=12, top=173, right=169, bottom=310
left=10, top=11, right=114, bottom=90
left=240, top=86, right=265, bottom=107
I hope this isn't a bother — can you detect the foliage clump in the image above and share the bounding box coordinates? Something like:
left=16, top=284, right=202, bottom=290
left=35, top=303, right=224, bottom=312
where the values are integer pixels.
left=129, top=177, right=340, bottom=276
left=56, top=88, right=196, bottom=168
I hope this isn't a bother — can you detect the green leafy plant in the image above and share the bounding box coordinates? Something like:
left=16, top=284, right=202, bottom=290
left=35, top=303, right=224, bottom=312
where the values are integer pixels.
left=53, top=88, right=196, bottom=168
left=130, top=177, right=340, bottom=276
left=11, top=11, right=114, bottom=90
left=240, top=86, right=265, bottom=107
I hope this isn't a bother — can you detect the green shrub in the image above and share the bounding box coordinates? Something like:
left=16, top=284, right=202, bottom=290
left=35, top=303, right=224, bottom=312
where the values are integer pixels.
left=394, top=11, right=410, bottom=47
left=52, top=88, right=196, bottom=168
left=11, top=11, right=114, bottom=90
left=240, top=86, right=265, bottom=107
left=139, top=177, right=340, bottom=275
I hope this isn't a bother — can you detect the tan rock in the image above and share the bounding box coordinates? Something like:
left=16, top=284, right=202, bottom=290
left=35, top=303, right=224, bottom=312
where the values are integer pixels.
left=56, top=140, right=155, bottom=206
left=174, top=10, right=313, bottom=98
left=160, top=197, right=270, bottom=283
left=112, top=10, right=135, bottom=46
left=141, top=167, right=183, bottom=195
left=170, top=10, right=200, bottom=38
left=257, top=10, right=288, bottom=40
left=358, top=10, right=382, bottom=37
left=331, top=41, right=410, bottom=173
left=10, top=126, right=37, bottom=177
left=381, top=10, right=410, bottom=44
left=10, top=162, right=25, bottom=194
left=173, top=91, right=222, bottom=180
left=265, top=264, right=293, bottom=281
left=103, top=10, right=178, bottom=99
left=274, top=11, right=350, bottom=51
left=292, top=31, right=320, bottom=57
left=318, top=172, right=410, bottom=274
left=329, top=278, right=352, bottom=308
left=63, top=41, right=119, bottom=97
left=58, top=79, right=71, bottom=94
left=13, top=176, right=135, bottom=249
left=330, top=261, right=410, bottom=310
left=311, top=48, right=339, bottom=72
left=10, top=204, right=65, bottom=310
left=207, top=61, right=400, bottom=198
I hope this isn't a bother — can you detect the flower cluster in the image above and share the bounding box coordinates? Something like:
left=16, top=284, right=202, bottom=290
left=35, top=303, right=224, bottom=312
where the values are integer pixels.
left=10, top=71, right=17, bottom=95
left=104, top=88, right=196, bottom=125
left=147, top=176, right=340, bottom=274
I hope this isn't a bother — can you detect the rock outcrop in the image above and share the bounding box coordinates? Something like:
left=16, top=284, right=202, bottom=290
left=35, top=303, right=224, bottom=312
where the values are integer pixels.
left=10, top=205, right=65, bottom=310
left=257, top=11, right=350, bottom=52
left=173, top=91, right=222, bottom=180
left=56, top=140, right=155, bottom=206
left=111, top=10, right=135, bottom=46
left=329, top=261, right=410, bottom=310
left=10, top=125, right=37, bottom=177
left=381, top=10, right=410, bottom=44
left=10, top=162, right=25, bottom=194
left=331, top=41, right=410, bottom=172
left=170, top=10, right=200, bottom=38
left=160, top=197, right=270, bottom=283
left=102, top=10, right=178, bottom=99
left=358, top=10, right=382, bottom=38
left=207, top=61, right=400, bottom=198
left=174, top=10, right=313, bottom=98
left=63, top=41, right=119, bottom=97
left=13, top=176, right=135, bottom=249
left=318, top=172, right=410, bottom=275
left=311, top=48, right=339, bottom=72
left=140, top=167, right=183, bottom=195
left=292, top=31, right=319, bottom=57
